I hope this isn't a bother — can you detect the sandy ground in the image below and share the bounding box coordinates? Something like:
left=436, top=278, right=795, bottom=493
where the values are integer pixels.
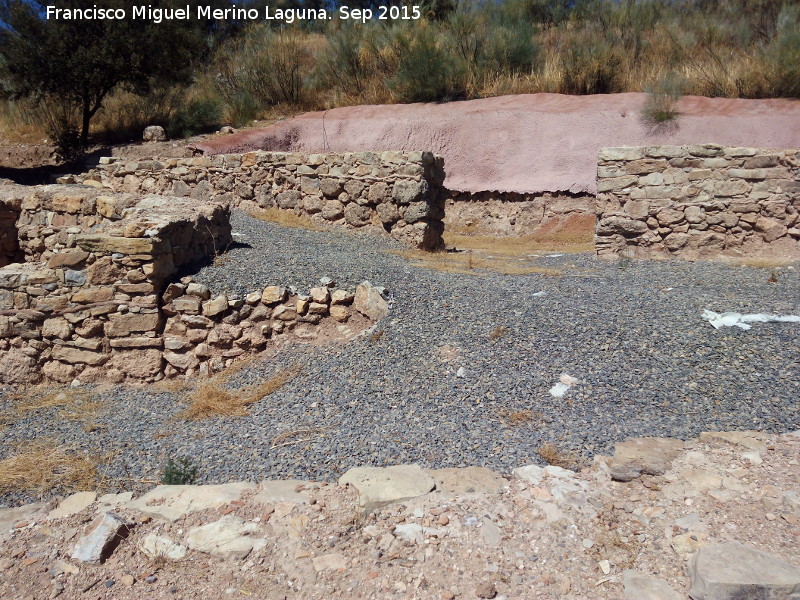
left=191, top=93, right=800, bottom=194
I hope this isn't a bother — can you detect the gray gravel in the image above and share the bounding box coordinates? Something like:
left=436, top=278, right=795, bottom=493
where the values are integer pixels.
left=2, top=210, right=799, bottom=505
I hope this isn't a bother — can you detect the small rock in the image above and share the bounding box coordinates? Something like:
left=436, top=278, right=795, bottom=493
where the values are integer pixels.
left=120, top=574, right=135, bottom=587
left=475, top=581, right=497, bottom=599
left=599, top=560, right=612, bottom=574
left=623, top=570, right=681, bottom=600
left=104, top=580, right=115, bottom=588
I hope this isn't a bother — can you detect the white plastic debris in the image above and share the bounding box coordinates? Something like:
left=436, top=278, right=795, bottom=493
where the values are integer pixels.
left=532, top=291, right=546, bottom=297
left=546, top=253, right=565, bottom=258
left=456, top=367, right=466, bottom=378
left=549, top=373, right=579, bottom=398
left=701, top=310, right=800, bottom=330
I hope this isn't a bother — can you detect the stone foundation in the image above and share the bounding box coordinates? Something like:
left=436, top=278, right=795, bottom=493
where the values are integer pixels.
left=0, top=185, right=385, bottom=385
left=445, top=190, right=595, bottom=237
left=84, top=150, right=446, bottom=251
left=595, top=145, right=800, bottom=259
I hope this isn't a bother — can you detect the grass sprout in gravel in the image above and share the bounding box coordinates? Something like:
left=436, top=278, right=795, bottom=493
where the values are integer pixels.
left=0, top=210, right=798, bottom=506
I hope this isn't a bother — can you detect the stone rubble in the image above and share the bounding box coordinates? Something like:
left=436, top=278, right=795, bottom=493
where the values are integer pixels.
left=0, top=430, right=797, bottom=599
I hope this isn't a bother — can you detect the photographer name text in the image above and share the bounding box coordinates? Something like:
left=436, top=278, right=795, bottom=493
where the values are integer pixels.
left=46, top=4, right=422, bottom=23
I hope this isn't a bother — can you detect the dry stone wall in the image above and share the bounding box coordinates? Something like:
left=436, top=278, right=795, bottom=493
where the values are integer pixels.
left=0, top=185, right=388, bottom=386
left=88, top=150, right=446, bottom=251
left=595, top=145, right=800, bottom=259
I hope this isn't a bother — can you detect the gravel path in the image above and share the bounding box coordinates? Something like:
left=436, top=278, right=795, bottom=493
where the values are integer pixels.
left=2, top=211, right=799, bottom=505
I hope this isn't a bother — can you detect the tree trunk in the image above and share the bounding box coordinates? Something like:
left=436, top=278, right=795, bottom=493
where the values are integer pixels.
left=81, top=98, right=91, bottom=147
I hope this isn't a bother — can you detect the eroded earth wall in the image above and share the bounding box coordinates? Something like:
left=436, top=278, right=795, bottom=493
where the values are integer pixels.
left=594, top=145, right=800, bottom=259
left=90, top=150, right=446, bottom=251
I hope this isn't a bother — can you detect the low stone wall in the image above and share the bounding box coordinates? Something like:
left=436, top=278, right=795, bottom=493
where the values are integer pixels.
left=595, top=145, right=800, bottom=259
left=87, top=150, right=447, bottom=251
left=445, top=190, right=595, bottom=237
left=0, top=185, right=387, bottom=386
left=0, top=186, right=232, bottom=385
left=0, top=186, right=23, bottom=267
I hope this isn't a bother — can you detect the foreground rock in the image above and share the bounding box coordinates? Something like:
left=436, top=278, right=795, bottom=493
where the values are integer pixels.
left=70, top=512, right=131, bottom=564
left=689, top=542, right=800, bottom=600
left=0, top=430, right=798, bottom=599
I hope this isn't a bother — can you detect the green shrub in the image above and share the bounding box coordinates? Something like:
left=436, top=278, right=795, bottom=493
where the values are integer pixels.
left=768, top=5, right=800, bottom=97
left=167, top=97, right=222, bottom=138
left=641, top=72, right=684, bottom=126
left=559, top=37, right=624, bottom=95
left=227, top=90, right=260, bottom=127
left=160, top=456, right=199, bottom=485
left=388, top=24, right=469, bottom=102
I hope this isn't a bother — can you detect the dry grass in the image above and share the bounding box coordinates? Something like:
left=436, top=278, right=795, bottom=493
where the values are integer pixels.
left=497, top=408, right=538, bottom=427
left=395, top=230, right=593, bottom=276
left=178, top=364, right=301, bottom=420
left=536, top=442, right=581, bottom=471
left=11, top=387, right=102, bottom=423
left=247, top=207, right=324, bottom=231
left=489, top=326, right=509, bottom=341
left=444, top=230, right=595, bottom=255
left=733, top=257, right=798, bottom=269
left=0, top=439, right=100, bottom=495
left=271, top=426, right=329, bottom=449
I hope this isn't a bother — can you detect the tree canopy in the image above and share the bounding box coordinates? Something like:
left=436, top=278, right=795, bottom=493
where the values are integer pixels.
left=0, top=0, right=208, bottom=145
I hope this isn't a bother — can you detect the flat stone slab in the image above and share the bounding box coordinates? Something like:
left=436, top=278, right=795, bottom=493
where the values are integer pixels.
left=609, top=437, right=685, bottom=482
left=252, top=480, right=312, bottom=506
left=426, top=467, right=507, bottom=494
left=689, top=542, right=800, bottom=600
left=47, top=491, right=96, bottom=521
left=185, top=515, right=264, bottom=559
left=339, top=465, right=435, bottom=510
left=699, top=430, right=770, bottom=451
left=124, top=483, right=257, bottom=521
left=624, top=570, right=682, bottom=600
left=139, top=534, right=187, bottom=560
left=0, top=503, right=45, bottom=540
left=71, top=512, right=131, bottom=564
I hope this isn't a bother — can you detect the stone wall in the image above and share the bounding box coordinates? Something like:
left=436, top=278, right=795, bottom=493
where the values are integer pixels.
left=0, top=186, right=23, bottom=267
left=87, top=150, right=446, bottom=251
left=0, top=186, right=232, bottom=385
left=595, top=145, right=800, bottom=259
left=0, top=185, right=386, bottom=386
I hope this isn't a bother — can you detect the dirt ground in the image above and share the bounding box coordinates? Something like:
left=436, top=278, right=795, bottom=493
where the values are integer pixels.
left=0, top=430, right=798, bottom=600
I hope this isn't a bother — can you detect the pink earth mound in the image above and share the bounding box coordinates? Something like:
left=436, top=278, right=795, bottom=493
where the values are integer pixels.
left=191, top=93, right=800, bottom=194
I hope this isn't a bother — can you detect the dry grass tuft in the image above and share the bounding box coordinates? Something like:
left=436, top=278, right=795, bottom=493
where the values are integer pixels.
left=10, top=387, right=103, bottom=424
left=178, top=365, right=301, bottom=420
left=0, top=439, right=100, bottom=495
left=536, top=442, right=581, bottom=471
left=369, top=329, right=385, bottom=343
left=489, top=326, right=509, bottom=341
left=497, top=408, right=537, bottom=426
left=248, top=207, right=324, bottom=231
left=271, top=426, right=329, bottom=449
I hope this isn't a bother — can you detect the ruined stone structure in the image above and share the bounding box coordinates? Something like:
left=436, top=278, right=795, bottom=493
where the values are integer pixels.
left=0, top=185, right=383, bottom=385
left=88, top=150, right=446, bottom=251
left=595, top=145, right=800, bottom=259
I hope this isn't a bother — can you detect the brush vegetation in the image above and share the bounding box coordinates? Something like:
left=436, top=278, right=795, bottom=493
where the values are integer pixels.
left=1, top=0, right=798, bottom=147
